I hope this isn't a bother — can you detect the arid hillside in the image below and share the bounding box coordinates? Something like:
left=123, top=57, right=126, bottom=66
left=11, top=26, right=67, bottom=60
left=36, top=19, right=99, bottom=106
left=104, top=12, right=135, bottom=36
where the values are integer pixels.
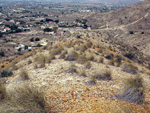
left=0, top=38, right=150, bottom=112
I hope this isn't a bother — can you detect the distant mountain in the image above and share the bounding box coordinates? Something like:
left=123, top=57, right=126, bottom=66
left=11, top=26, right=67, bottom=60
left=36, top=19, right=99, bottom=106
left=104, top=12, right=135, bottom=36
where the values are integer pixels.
left=48, top=0, right=142, bottom=5
left=1, top=0, right=142, bottom=5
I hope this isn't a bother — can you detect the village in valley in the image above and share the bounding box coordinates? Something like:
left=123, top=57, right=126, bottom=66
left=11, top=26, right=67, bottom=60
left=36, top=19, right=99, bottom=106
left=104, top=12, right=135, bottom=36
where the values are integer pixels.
left=0, top=0, right=126, bottom=61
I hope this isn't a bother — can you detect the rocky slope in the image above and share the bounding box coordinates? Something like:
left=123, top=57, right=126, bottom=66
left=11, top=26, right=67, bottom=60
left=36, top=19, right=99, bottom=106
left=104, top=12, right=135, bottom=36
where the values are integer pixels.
left=0, top=38, right=150, bottom=112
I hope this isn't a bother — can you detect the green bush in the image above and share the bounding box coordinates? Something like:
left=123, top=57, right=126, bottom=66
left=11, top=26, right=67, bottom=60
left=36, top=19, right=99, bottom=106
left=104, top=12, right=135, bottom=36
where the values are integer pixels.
left=35, top=38, right=40, bottom=41
left=30, top=38, right=34, bottom=42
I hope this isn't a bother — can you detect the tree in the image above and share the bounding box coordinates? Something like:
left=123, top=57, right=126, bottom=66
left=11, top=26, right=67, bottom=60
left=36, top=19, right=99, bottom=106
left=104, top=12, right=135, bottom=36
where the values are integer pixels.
left=25, top=45, right=28, bottom=50
left=35, top=38, right=40, bottom=41
left=30, top=38, right=34, bottom=42
left=43, top=28, right=53, bottom=32
left=36, top=43, right=42, bottom=47
left=0, top=32, right=3, bottom=37
left=55, top=19, right=59, bottom=24
left=45, top=18, right=53, bottom=22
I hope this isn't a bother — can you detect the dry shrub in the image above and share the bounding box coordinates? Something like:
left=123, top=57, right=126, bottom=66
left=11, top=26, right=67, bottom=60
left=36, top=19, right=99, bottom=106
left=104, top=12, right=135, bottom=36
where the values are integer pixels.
left=97, top=56, right=104, bottom=63
left=74, top=45, right=81, bottom=51
left=93, top=69, right=112, bottom=81
left=19, top=69, right=29, bottom=80
left=59, top=50, right=67, bottom=59
left=34, top=54, right=46, bottom=68
left=108, top=59, right=115, bottom=66
left=80, top=45, right=88, bottom=52
left=78, top=69, right=87, bottom=77
left=0, top=81, right=6, bottom=100
left=105, top=54, right=114, bottom=60
left=86, top=54, right=95, bottom=61
left=122, top=63, right=138, bottom=74
left=115, top=55, right=122, bottom=67
left=84, top=61, right=92, bottom=69
left=124, top=76, right=144, bottom=90
left=10, top=63, right=19, bottom=70
left=0, top=69, right=13, bottom=78
left=85, top=76, right=96, bottom=85
left=77, top=55, right=88, bottom=64
left=65, top=63, right=77, bottom=73
left=65, top=50, right=78, bottom=61
left=50, top=46, right=64, bottom=55
left=86, top=41, right=93, bottom=48
left=28, top=59, right=32, bottom=64
left=66, top=41, right=74, bottom=48
left=115, top=76, right=145, bottom=104
left=7, top=83, right=47, bottom=112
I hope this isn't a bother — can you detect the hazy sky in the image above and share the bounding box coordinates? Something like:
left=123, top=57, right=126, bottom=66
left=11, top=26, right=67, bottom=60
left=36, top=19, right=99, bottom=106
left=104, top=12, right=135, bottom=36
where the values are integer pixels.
left=1, top=0, right=143, bottom=5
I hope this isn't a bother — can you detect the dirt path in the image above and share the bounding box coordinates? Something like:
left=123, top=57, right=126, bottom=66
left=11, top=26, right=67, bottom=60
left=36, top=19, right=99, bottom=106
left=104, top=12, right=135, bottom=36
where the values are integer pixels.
left=94, top=12, right=149, bottom=31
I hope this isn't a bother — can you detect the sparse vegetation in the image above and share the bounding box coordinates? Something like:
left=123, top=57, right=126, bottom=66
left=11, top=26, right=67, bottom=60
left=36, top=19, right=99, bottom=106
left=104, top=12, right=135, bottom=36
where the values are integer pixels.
left=115, top=76, right=145, bottom=104
left=122, top=63, right=138, bottom=74
left=93, top=69, right=112, bottom=81
left=86, top=54, right=95, bottom=61
left=0, top=81, right=6, bottom=100
left=97, top=56, right=104, bottom=63
left=65, top=50, right=78, bottom=61
left=0, top=69, right=13, bottom=77
left=129, top=31, right=134, bottom=34
left=108, top=59, right=115, bottom=66
left=34, top=54, right=46, bottom=68
left=124, top=76, right=144, bottom=90
left=19, top=69, right=29, bottom=80
left=115, top=55, right=122, bottom=67
left=50, top=46, right=64, bottom=55
left=77, top=55, right=88, bottom=64
left=28, top=59, right=32, bottom=64
left=1, top=83, right=47, bottom=112
left=59, top=50, right=67, bottom=59
left=86, top=76, right=96, bottom=85
left=65, top=63, right=77, bottom=73
left=84, top=61, right=92, bottom=69
left=78, top=69, right=87, bottom=77
left=0, top=51, right=5, bottom=57
left=105, top=54, right=114, bottom=60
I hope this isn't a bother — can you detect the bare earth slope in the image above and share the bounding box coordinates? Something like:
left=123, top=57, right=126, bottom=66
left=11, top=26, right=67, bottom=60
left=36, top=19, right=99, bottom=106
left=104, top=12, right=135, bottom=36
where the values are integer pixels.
left=1, top=38, right=150, bottom=112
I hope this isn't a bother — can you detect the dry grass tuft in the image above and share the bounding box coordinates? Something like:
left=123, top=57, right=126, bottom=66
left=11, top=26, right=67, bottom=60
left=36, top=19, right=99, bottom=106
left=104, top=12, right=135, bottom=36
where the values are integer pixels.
left=65, top=50, right=78, bottom=61
left=28, top=59, right=32, bottom=64
left=65, top=63, right=77, bottom=73
left=86, top=54, right=95, bottom=61
left=97, top=56, right=104, bottom=63
left=115, top=76, right=145, bottom=104
left=59, top=50, right=67, bottom=59
left=50, top=46, right=64, bottom=55
left=0, top=80, right=6, bottom=100
left=78, top=69, right=87, bottom=77
left=77, top=55, right=88, bottom=64
left=0, top=83, right=48, bottom=113
left=19, top=69, right=29, bottom=80
left=84, top=61, right=92, bottom=69
left=124, top=76, right=144, bottom=90
left=122, top=63, right=138, bottom=74
left=93, top=69, right=112, bottom=81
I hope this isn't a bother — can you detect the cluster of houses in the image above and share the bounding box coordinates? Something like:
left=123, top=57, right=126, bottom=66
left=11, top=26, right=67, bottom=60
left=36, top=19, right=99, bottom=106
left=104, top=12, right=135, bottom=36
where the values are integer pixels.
left=40, top=19, right=91, bottom=35
left=0, top=23, right=31, bottom=34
